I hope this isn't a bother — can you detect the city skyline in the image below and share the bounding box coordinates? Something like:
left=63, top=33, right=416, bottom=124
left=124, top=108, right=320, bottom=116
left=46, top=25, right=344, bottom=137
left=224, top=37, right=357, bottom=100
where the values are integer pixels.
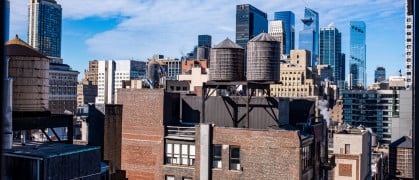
left=9, top=0, right=405, bottom=86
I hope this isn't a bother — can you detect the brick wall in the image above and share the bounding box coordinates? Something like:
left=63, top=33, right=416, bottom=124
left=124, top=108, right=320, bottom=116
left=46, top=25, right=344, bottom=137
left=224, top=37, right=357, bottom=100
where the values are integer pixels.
left=104, top=104, right=123, bottom=172
left=118, top=89, right=166, bottom=179
left=211, top=127, right=302, bottom=180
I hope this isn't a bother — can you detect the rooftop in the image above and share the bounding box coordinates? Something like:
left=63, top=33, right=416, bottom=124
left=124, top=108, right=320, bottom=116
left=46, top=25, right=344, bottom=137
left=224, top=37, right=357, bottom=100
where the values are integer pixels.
left=213, top=38, right=243, bottom=49
left=5, top=35, right=48, bottom=58
left=390, top=136, right=412, bottom=149
left=5, top=142, right=99, bottom=159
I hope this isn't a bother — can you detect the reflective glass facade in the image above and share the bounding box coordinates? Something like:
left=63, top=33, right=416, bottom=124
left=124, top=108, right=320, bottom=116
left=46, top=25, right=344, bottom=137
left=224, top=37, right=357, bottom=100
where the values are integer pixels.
left=236, top=4, right=268, bottom=49
left=299, top=8, right=319, bottom=67
left=236, top=4, right=268, bottom=74
left=28, top=0, right=62, bottom=58
left=198, top=35, right=212, bottom=47
left=274, top=11, right=295, bottom=55
left=320, top=26, right=344, bottom=84
left=374, top=67, right=386, bottom=83
left=349, top=21, right=366, bottom=89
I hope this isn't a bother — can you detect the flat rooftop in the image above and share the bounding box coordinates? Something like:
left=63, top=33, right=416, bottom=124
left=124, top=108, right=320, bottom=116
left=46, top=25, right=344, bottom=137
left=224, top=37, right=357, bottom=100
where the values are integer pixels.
left=5, top=142, right=100, bottom=159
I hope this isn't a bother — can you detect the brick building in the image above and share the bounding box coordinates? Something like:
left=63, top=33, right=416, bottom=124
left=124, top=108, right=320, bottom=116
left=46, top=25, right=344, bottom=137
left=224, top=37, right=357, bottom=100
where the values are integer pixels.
left=116, top=89, right=328, bottom=179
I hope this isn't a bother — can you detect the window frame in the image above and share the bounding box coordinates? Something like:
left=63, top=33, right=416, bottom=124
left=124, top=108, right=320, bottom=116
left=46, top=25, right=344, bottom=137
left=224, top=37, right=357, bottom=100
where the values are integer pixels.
left=229, top=146, right=241, bottom=170
left=212, top=144, right=222, bottom=169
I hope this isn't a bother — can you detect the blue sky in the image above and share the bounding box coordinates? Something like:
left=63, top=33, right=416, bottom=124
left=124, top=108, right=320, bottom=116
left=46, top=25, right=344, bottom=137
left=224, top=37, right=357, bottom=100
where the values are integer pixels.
left=9, top=0, right=405, bottom=85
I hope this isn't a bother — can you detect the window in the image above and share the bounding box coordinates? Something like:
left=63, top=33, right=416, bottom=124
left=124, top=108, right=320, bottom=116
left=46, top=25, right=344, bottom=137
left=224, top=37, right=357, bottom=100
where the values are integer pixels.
left=182, top=177, right=193, bottom=180
left=229, top=146, right=240, bottom=170
left=165, top=175, right=175, bottom=180
left=345, top=144, right=350, bottom=154
left=166, top=143, right=195, bottom=166
left=301, top=145, right=313, bottom=171
left=213, top=145, right=222, bottom=168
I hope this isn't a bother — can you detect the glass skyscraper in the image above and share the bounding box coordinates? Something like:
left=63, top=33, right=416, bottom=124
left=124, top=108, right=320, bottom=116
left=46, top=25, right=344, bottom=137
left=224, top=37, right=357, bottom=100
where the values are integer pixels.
left=320, top=26, right=345, bottom=84
left=236, top=4, right=268, bottom=49
left=349, top=21, right=366, bottom=89
left=274, top=11, right=295, bottom=55
left=236, top=4, right=268, bottom=74
left=198, top=35, right=212, bottom=47
left=374, top=67, right=386, bottom=83
left=28, top=0, right=62, bottom=58
left=299, top=8, right=319, bottom=67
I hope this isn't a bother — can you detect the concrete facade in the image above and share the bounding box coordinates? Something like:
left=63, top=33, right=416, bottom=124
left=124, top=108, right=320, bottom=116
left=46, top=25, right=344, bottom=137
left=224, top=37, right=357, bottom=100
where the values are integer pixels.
left=333, top=129, right=371, bottom=180
left=177, top=67, right=208, bottom=92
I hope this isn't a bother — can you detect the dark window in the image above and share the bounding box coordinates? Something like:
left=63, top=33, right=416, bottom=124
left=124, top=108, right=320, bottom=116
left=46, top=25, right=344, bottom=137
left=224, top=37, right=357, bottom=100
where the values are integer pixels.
left=229, top=146, right=240, bottom=170
left=213, top=145, right=222, bottom=168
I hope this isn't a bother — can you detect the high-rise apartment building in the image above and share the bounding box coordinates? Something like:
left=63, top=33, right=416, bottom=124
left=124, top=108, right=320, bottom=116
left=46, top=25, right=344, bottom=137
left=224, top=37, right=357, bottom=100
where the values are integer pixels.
left=374, top=67, right=386, bottom=83
left=299, top=8, right=319, bottom=67
left=28, top=0, right=62, bottom=59
left=405, top=0, right=413, bottom=89
left=342, top=86, right=412, bottom=145
left=268, top=20, right=285, bottom=57
left=274, top=11, right=295, bottom=55
left=320, top=25, right=344, bottom=84
left=236, top=4, right=268, bottom=73
left=349, top=21, right=366, bottom=89
left=95, top=60, right=146, bottom=104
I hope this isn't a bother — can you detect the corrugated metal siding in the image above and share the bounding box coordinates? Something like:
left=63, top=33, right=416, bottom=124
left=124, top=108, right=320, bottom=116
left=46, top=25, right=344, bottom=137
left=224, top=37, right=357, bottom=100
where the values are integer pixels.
left=182, top=96, right=290, bottom=129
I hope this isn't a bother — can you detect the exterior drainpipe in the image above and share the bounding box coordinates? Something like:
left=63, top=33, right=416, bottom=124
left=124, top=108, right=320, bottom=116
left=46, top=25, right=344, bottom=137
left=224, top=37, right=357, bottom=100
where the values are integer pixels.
left=3, top=56, right=13, bottom=149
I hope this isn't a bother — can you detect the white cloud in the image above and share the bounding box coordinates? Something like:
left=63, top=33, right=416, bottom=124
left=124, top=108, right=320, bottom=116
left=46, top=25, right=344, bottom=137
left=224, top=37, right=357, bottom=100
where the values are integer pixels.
left=9, top=0, right=404, bottom=62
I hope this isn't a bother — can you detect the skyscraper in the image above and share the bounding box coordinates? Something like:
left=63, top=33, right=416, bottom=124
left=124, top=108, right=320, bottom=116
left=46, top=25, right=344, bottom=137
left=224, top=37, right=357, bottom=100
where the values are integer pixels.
left=405, top=0, right=413, bottom=89
left=268, top=20, right=285, bottom=57
left=198, top=35, right=212, bottom=47
left=374, top=67, right=386, bottom=83
left=349, top=21, right=366, bottom=89
left=197, top=35, right=212, bottom=61
left=236, top=4, right=268, bottom=73
left=274, top=11, right=295, bottom=55
left=299, top=8, right=319, bottom=67
left=28, top=0, right=62, bottom=59
left=320, top=25, right=344, bottom=84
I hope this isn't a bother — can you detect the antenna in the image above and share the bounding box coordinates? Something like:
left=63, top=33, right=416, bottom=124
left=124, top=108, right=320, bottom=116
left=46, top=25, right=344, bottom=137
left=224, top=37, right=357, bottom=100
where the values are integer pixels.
left=300, top=0, right=309, bottom=7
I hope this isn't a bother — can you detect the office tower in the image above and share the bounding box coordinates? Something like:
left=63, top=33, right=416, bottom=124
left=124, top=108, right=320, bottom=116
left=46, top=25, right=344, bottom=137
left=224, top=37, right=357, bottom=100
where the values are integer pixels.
left=374, top=67, right=386, bottom=83
left=198, top=35, right=212, bottom=47
left=268, top=20, right=285, bottom=57
left=274, top=11, right=295, bottom=55
left=197, top=35, right=212, bottom=61
left=5, top=0, right=10, bottom=41
left=320, top=25, right=344, bottom=84
left=299, top=8, right=319, bottom=67
left=405, top=0, right=413, bottom=89
left=28, top=0, right=62, bottom=59
left=236, top=4, right=268, bottom=73
left=349, top=21, right=366, bottom=89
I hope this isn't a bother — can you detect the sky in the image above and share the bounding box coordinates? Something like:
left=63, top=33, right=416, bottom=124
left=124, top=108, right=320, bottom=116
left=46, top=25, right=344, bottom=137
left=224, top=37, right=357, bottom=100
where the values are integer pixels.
left=9, top=0, right=405, bottom=86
